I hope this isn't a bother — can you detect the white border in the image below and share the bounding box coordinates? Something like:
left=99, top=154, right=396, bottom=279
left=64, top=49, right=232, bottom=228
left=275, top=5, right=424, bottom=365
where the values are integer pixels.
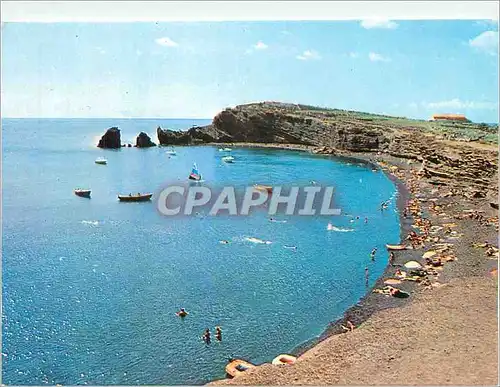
left=1, top=1, right=499, bottom=22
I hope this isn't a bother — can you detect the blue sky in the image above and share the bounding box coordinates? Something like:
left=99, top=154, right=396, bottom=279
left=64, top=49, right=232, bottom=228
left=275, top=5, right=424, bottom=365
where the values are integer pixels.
left=1, top=20, right=499, bottom=122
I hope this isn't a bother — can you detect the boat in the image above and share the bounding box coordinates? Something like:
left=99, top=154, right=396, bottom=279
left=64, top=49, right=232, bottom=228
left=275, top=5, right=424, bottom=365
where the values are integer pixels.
left=272, top=354, right=297, bottom=366
left=188, top=163, right=202, bottom=181
left=225, top=359, right=256, bottom=378
left=222, top=156, right=235, bottom=163
left=117, top=193, right=153, bottom=202
left=166, top=148, right=177, bottom=155
left=253, top=184, right=273, bottom=193
left=218, top=148, right=232, bottom=152
left=95, top=158, right=107, bottom=165
left=74, top=189, right=91, bottom=198
left=386, top=244, right=409, bottom=251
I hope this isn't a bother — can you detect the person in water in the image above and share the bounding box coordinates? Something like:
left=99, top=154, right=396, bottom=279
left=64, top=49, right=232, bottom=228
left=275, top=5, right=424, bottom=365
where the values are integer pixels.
left=370, top=248, right=377, bottom=261
left=365, top=266, right=369, bottom=285
left=202, top=328, right=211, bottom=344
left=215, top=326, right=222, bottom=341
left=176, top=308, right=188, bottom=318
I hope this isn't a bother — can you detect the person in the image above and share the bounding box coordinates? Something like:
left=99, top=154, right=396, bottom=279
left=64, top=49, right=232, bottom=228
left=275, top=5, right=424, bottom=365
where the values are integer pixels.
left=220, top=240, right=229, bottom=244
left=202, top=328, right=211, bottom=344
left=215, top=326, right=222, bottom=341
left=370, top=248, right=377, bottom=261
left=364, top=217, right=368, bottom=224
left=341, top=320, right=355, bottom=332
left=365, top=266, right=369, bottom=285
left=176, top=308, right=188, bottom=318
left=389, top=251, right=395, bottom=266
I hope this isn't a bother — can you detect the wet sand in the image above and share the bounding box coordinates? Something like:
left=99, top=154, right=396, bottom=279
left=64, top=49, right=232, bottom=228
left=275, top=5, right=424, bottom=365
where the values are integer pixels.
left=207, top=143, right=499, bottom=385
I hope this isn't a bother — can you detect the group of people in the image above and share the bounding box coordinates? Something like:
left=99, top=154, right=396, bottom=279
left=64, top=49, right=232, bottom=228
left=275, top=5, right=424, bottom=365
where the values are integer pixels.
left=176, top=308, right=223, bottom=344
left=202, top=326, right=222, bottom=344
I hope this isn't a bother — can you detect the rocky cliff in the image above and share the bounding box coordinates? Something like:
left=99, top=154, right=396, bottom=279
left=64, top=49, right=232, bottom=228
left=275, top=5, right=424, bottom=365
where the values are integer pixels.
left=97, top=127, right=121, bottom=148
left=154, top=102, right=498, bottom=198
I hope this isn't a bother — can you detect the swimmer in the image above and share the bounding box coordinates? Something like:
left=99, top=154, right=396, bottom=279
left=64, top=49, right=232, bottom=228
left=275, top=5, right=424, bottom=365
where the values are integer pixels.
left=202, top=328, right=211, bottom=344
left=215, top=326, right=222, bottom=341
left=364, top=217, right=368, bottom=224
left=370, top=248, right=377, bottom=261
left=176, top=308, right=188, bottom=318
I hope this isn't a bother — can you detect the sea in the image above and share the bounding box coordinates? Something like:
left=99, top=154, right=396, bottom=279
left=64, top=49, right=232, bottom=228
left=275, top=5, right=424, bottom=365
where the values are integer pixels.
left=2, top=118, right=400, bottom=385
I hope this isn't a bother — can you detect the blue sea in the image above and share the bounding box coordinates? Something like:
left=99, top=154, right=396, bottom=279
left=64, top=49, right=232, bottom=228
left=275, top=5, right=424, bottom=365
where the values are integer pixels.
left=2, top=118, right=400, bottom=385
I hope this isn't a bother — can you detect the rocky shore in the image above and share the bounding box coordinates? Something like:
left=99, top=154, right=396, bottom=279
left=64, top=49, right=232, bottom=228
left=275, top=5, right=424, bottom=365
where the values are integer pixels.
left=190, top=103, right=497, bottom=385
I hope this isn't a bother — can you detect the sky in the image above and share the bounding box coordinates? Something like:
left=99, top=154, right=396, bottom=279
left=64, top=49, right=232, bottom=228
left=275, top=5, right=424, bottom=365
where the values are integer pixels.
left=1, top=20, right=499, bottom=122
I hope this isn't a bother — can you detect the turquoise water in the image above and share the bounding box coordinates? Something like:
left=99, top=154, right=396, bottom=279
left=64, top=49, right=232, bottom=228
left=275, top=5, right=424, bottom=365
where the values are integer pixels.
left=2, top=118, right=400, bottom=385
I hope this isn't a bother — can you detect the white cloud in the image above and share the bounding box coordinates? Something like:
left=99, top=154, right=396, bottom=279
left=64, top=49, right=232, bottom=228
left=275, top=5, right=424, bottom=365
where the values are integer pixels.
left=254, top=41, right=268, bottom=50
left=368, top=52, right=390, bottom=62
left=280, top=30, right=291, bottom=35
left=469, top=30, right=499, bottom=54
left=360, top=19, right=399, bottom=29
left=136, top=50, right=143, bottom=56
left=296, top=50, right=321, bottom=61
left=349, top=52, right=359, bottom=58
left=424, top=98, right=497, bottom=110
left=155, top=37, right=179, bottom=47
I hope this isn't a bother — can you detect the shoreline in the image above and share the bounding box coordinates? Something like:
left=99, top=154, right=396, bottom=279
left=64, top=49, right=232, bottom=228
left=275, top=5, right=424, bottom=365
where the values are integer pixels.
left=203, top=142, right=498, bottom=385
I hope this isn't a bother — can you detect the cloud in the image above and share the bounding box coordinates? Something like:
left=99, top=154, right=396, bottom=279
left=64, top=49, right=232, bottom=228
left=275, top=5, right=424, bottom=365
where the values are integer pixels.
left=469, top=30, right=499, bottom=54
left=368, top=52, right=390, bottom=62
left=422, top=98, right=498, bottom=110
left=254, top=41, right=268, bottom=50
left=349, top=52, right=359, bottom=58
left=155, top=37, right=179, bottom=47
left=360, top=19, right=399, bottom=29
left=296, top=50, right=321, bottom=61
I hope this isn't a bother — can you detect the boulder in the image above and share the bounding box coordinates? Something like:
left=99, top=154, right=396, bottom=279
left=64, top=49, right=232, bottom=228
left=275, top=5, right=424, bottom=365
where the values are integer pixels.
left=136, top=132, right=156, bottom=148
left=97, top=127, right=121, bottom=148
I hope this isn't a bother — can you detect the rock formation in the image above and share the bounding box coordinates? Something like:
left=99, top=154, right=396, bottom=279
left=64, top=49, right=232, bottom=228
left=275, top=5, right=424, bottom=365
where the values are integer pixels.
left=97, top=127, right=121, bottom=148
left=156, top=126, right=217, bottom=145
left=135, top=132, right=156, bottom=148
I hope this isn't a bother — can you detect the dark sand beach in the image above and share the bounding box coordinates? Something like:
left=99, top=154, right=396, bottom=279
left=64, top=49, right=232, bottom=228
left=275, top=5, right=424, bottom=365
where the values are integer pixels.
left=206, top=142, right=498, bottom=385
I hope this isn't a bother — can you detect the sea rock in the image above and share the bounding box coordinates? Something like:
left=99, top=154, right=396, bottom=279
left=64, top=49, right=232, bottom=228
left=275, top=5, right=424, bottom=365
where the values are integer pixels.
left=156, top=125, right=217, bottom=145
left=136, top=132, right=156, bottom=148
left=97, top=127, right=121, bottom=148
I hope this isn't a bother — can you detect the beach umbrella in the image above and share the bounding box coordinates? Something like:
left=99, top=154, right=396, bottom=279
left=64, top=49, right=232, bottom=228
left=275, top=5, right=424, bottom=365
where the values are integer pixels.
left=404, top=260, right=422, bottom=269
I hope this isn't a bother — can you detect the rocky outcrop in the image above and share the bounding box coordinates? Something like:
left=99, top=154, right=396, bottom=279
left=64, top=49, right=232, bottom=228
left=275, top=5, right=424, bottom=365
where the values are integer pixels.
left=156, top=125, right=217, bottom=145
left=135, top=132, right=156, bottom=148
left=97, top=127, right=121, bottom=148
left=153, top=102, right=497, bottom=196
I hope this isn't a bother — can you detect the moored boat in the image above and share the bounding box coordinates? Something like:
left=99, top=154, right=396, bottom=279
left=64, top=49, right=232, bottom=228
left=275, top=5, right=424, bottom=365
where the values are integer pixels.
left=118, top=193, right=153, bottom=202
left=222, top=156, right=235, bottom=163
left=95, top=158, right=107, bottom=165
left=254, top=184, right=273, bottom=193
left=74, top=189, right=91, bottom=198
left=166, top=148, right=177, bottom=155
left=225, top=359, right=256, bottom=378
left=272, top=354, right=297, bottom=366
left=386, top=244, right=410, bottom=251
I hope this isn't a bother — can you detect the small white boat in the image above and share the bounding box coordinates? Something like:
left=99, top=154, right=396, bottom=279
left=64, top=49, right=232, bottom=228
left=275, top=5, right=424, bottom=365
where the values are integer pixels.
left=95, top=158, right=107, bottom=165
left=219, top=148, right=232, bottom=152
left=222, top=156, right=235, bottom=163
left=166, top=148, right=177, bottom=155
